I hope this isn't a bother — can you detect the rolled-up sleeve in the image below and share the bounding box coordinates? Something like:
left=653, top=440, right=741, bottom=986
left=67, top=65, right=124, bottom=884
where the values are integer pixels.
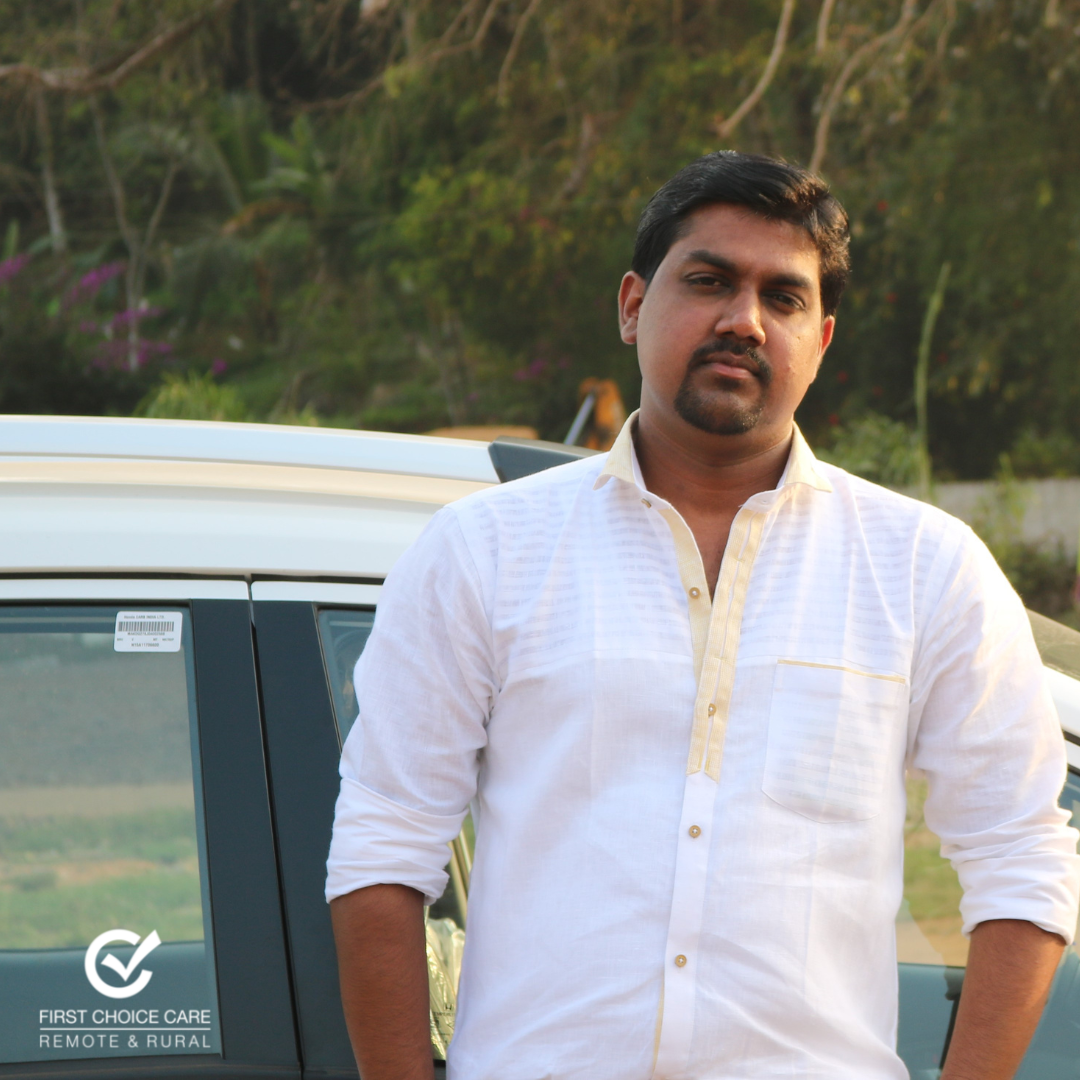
left=909, top=527, right=1080, bottom=943
left=326, top=505, right=494, bottom=905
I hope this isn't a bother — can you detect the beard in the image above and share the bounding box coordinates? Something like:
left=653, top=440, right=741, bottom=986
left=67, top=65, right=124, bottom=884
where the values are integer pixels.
left=673, top=338, right=774, bottom=435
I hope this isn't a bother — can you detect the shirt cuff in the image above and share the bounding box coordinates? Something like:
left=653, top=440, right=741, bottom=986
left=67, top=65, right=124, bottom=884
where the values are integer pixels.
left=325, top=776, right=468, bottom=906
left=956, top=848, right=1080, bottom=944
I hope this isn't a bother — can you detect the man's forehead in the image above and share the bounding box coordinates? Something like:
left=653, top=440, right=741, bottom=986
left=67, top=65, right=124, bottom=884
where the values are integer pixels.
left=671, top=203, right=820, bottom=269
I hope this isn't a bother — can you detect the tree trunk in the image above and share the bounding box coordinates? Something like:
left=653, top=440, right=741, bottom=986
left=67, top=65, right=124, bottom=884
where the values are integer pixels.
left=33, top=88, right=66, bottom=254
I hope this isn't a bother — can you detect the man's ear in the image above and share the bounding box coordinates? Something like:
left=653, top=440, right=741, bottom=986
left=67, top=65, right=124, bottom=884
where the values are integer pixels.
left=618, top=272, right=646, bottom=344
left=812, top=315, right=836, bottom=380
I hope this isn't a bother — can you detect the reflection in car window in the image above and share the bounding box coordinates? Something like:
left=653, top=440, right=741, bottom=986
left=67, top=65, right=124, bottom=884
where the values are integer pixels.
left=898, top=773, right=967, bottom=968
left=0, top=606, right=220, bottom=1064
left=316, top=604, right=470, bottom=1059
left=317, top=607, right=375, bottom=741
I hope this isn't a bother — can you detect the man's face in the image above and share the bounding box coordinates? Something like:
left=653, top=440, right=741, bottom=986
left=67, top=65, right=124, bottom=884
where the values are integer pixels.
left=619, top=203, right=835, bottom=450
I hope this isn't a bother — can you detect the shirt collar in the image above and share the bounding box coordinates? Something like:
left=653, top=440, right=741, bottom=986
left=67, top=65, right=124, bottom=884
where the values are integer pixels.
left=594, top=410, right=832, bottom=495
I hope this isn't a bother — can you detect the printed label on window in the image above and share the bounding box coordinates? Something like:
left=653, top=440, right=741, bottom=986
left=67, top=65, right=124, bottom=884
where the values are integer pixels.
left=113, top=612, right=183, bottom=653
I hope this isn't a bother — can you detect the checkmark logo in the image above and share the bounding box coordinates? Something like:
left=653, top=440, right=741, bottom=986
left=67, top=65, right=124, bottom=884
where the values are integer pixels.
left=84, top=929, right=162, bottom=999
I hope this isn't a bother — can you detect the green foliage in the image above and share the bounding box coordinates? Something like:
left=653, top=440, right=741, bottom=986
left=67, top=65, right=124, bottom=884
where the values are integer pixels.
left=817, top=412, right=921, bottom=488
left=1010, top=429, right=1080, bottom=479
left=0, top=0, right=1079, bottom=463
left=137, top=372, right=250, bottom=422
left=971, top=457, right=1078, bottom=622
left=0, top=809, right=203, bottom=948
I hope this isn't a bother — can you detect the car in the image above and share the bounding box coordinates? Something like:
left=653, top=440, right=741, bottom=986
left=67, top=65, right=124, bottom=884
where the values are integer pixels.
left=0, top=413, right=1078, bottom=1080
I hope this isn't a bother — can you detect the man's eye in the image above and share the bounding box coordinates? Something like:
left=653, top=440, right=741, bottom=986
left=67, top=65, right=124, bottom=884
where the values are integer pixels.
left=770, top=293, right=802, bottom=309
left=689, top=275, right=727, bottom=287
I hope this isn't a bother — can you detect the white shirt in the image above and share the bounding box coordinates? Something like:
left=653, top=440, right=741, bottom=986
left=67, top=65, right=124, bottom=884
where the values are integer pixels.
left=327, top=415, right=1080, bottom=1080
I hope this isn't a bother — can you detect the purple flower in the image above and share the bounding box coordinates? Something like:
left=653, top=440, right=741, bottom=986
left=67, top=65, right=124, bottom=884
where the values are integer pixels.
left=64, top=261, right=126, bottom=308
left=91, top=336, right=172, bottom=370
left=211, top=358, right=228, bottom=376
left=513, top=357, right=550, bottom=382
left=111, top=306, right=163, bottom=331
left=0, top=253, right=31, bottom=285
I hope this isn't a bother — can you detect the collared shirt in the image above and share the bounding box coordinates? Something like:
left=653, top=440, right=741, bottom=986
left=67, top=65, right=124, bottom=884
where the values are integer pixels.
left=327, top=414, right=1080, bottom=1080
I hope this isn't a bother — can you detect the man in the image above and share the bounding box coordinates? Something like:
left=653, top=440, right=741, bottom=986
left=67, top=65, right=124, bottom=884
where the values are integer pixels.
left=327, top=152, right=1080, bottom=1080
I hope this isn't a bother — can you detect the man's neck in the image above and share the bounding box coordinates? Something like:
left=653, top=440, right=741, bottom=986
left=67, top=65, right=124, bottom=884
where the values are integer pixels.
left=632, top=407, right=794, bottom=595
left=633, top=408, right=794, bottom=515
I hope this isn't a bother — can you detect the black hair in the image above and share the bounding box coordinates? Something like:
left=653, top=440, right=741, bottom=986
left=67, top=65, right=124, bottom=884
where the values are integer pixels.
left=632, top=151, right=851, bottom=318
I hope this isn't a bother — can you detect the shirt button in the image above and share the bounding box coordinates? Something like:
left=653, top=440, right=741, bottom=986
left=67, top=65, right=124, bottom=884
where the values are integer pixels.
left=688, top=825, right=701, bottom=838
left=674, top=954, right=687, bottom=968
left=688, top=587, right=701, bottom=599
left=707, top=704, right=716, bottom=716
left=641, top=498, right=652, bottom=508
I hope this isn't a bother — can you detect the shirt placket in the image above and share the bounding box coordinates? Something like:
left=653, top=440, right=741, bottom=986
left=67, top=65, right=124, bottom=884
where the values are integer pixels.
left=648, top=492, right=778, bottom=1079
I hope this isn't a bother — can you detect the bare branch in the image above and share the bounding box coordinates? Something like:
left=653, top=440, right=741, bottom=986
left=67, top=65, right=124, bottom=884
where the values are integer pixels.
left=90, top=95, right=142, bottom=371
left=306, top=0, right=504, bottom=113
left=89, top=96, right=137, bottom=256
left=472, top=0, right=504, bottom=50
left=33, top=87, right=66, bottom=254
left=142, top=158, right=179, bottom=259
left=556, top=113, right=598, bottom=201
left=438, top=0, right=481, bottom=46
left=0, top=0, right=239, bottom=94
left=816, top=0, right=838, bottom=54
left=936, top=0, right=957, bottom=61
left=713, top=0, right=797, bottom=140
left=497, top=0, right=545, bottom=105
left=809, top=0, right=918, bottom=174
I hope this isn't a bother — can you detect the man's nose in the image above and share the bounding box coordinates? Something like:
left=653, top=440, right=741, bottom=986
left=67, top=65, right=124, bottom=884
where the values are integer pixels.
left=713, top=287, right=765, bottom=345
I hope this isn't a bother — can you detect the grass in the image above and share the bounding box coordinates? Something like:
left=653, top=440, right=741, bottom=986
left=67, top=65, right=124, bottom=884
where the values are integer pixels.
left=902, top=776, right=968, bottom=966
left=0, top=808, right=204, bottom=949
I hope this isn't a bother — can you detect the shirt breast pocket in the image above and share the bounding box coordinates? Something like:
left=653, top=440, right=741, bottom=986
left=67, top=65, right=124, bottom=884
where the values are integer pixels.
left=761, top=659, right=908, bottom=823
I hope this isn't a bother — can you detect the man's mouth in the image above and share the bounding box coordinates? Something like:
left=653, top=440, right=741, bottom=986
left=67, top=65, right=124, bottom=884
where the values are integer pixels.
left=698, top=353, right=758, bottom=380
left=689, top=341, right=767, bottom=383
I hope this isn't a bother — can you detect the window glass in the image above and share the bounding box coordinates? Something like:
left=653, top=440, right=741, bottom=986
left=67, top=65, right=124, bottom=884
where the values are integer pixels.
left=898, top=766, right=1080, bottom=1078
left=1012, top=768, right=1080, bottom=1080
left=898, top=773, right=967, bottom=968
left=316, top=604, right=469, bottom=1059
left=896, top=773, right=967, bottom=1078
left=317, top=607, right=375, bottom=741
left=0, top=606, right=220, bottom=1064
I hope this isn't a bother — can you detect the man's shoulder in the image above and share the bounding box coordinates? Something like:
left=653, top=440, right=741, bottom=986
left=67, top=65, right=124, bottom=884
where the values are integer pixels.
left=449, top=451, right=608, bottom=522
left=813, top=459, right=974, bottom=543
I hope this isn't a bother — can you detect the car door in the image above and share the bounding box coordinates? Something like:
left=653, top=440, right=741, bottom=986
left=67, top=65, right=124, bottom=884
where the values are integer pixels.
left=0, top=579, right=298, bottom=1080
left=251, top=580, right=470, bottom=1078
left=898, top=614, right=1080, bottom=1078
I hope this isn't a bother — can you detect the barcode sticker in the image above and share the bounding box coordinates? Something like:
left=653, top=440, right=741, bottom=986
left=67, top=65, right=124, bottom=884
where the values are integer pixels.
left=114, top=611, right=183, bottom=653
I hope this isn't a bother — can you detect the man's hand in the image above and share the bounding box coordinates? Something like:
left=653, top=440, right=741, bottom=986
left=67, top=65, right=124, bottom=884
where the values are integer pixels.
left=330, top=883, right=434, bottom=1080
left=941, top=918, right=1065, bottom=1080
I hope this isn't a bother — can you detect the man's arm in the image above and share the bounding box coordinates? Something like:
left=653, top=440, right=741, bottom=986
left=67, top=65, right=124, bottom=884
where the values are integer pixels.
left=330, top=884, right=434, bottom=1080
left=940, top=918, right=1065, bottom=1080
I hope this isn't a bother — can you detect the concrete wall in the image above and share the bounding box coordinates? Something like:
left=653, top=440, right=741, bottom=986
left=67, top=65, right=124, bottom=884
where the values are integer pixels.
left=914, top=478, right=1080, bottom=560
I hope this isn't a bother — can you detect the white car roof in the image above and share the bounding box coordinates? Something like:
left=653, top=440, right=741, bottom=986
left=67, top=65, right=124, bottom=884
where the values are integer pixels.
left=0, top=414, right=500, bottom=482
left=0, top=415, right=497, bottom=579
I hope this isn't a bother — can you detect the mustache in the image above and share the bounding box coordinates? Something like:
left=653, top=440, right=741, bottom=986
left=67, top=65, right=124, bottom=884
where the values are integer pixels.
left=688, top=338, right=772, bottom=384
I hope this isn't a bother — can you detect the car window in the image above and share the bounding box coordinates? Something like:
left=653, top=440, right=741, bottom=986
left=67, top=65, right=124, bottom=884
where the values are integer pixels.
left=315, top=603, right=469, bottom=1060
left=1013, top=767, right=1080, bottom=1080
left=896, top=773, right=967, bottom=1077
left=0, top=605, right=221, bottom=1064
left=898, top=766, right=1080, bottom=1078
left=316, top=606, right=376, bottom=740
left=898, top=773, right=967, bottom=969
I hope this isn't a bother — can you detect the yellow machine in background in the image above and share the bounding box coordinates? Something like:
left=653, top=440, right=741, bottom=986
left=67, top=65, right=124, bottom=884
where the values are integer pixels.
left=429, top=377, right=627, bottom=452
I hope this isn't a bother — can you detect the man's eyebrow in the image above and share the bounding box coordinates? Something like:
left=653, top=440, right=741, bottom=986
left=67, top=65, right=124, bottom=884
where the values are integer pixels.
left=683, top=249, right=814, bottom=292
